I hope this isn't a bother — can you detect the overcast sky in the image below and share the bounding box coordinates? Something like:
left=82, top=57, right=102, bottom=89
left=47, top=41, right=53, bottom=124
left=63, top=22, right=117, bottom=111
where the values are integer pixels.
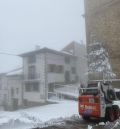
left=0, top=0, right=85, bottom=73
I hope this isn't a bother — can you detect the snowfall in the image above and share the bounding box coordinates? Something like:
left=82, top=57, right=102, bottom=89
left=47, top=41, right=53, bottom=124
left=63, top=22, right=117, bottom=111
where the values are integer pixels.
left=0, top=100, right=79, bottom=129
left=0, top=100, right=120, bottom=129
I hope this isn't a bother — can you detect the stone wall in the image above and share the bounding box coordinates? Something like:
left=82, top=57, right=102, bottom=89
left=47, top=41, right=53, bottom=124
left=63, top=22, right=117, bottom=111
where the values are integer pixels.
left=85, top=0, right=120, bottom=78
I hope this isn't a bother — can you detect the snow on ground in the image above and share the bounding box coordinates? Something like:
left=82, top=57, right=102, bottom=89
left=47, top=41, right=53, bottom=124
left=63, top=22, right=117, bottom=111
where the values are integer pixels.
left=0, top=100, right=78, bottom=129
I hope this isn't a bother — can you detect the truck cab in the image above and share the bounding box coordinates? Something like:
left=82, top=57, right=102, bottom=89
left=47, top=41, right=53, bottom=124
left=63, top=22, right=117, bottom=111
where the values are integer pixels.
left=78, top=81, right=120, bottom=122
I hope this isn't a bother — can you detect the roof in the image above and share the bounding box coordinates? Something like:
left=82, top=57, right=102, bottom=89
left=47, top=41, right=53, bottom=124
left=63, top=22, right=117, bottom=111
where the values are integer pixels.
left=62, top=41, right=86, bottom=57
left=0, top=73, right=6, bottom=76
left=62, top=41, right=78, bottom=55
left=19, top=47, right=77, bottom=58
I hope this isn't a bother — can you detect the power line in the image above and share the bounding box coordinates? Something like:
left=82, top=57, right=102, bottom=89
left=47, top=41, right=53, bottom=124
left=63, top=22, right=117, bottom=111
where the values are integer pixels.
left=0, top=51, right=18, bottom=56
left=0, top=51, right=88, bottom=59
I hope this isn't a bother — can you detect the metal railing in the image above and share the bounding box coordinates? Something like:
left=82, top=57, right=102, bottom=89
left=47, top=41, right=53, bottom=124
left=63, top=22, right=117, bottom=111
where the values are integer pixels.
left=48, top=84, right=79, bottom=101
left=48, top=92, right=64, bottom=101
left=23, top=74, right=40, bottom=81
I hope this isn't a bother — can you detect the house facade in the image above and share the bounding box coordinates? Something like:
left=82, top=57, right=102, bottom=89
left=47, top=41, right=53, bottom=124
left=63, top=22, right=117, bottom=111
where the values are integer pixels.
left=7, top=69, right=23, bottom=110
left=62, top=41, right=88, bottom=86
left=0, top=42, right=87, bottom=109
left=20, top=42, right=87, bottom=105
left=0, top=69, right=23, bottom=110
left=20, top=48, right=78, bottom=105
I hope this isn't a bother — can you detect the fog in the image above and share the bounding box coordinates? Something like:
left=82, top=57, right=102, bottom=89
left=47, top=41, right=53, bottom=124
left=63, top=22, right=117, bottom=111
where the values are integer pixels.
left=0, top=0, right=85, bottom=73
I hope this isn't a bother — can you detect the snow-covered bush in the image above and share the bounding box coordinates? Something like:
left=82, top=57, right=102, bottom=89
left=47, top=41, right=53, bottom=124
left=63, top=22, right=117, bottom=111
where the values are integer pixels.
left=88, top=42, right=116, bottom=80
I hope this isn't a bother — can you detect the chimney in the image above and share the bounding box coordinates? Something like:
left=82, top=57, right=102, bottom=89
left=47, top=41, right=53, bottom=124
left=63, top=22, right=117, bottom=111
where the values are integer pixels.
left=35, top=45, right=40, bottom=50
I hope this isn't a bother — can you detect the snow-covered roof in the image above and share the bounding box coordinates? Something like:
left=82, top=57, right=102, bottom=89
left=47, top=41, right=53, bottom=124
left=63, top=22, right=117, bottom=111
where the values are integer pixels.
left=61, top=51, right=73, bottom=56
left=19, top=47, right=76, bottom=57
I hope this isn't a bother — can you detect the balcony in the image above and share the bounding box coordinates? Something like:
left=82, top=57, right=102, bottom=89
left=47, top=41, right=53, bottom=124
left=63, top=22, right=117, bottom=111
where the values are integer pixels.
left=23, top=74, right=40, bottom=82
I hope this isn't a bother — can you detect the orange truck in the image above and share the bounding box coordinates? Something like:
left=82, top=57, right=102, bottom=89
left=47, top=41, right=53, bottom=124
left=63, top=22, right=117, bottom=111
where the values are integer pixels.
left=78, top=81, right=120, bottom=122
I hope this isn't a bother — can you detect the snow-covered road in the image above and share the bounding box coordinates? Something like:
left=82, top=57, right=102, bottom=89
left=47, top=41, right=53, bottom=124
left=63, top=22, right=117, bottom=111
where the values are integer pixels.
left=0, top=101, right=79, bottom=129
left=0, top=100, right=120, bottom=129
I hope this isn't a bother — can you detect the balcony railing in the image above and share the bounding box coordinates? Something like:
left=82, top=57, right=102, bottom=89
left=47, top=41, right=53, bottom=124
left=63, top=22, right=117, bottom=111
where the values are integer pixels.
left=23, top=74, right=40, bottom=81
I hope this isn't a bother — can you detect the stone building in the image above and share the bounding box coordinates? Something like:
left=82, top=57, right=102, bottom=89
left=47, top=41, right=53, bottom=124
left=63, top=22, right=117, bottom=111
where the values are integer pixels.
left=84, top=0, right=120, bottom=78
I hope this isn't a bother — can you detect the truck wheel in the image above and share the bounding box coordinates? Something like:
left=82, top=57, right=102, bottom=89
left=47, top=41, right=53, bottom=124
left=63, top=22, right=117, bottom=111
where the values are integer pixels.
left=82, top=116, right=90, bottom=121
left=112, top=105, right=119, bottom=120
left=106, top=107, right=115, bottom=122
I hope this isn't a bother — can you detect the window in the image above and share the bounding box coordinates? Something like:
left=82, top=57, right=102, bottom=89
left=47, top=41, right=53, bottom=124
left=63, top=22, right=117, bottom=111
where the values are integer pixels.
left=23, top=99, right=28, bottom=106
left=65, top=57, right=70, bottom=64
left=48, top=83, right=54, bottom=92
left=65, top=71, right=70, bottom=82
left=75, top=75, right=78, bottom=82
left=16, top=88, right=19, bottom=94
left=56, top=65, right=64, bottom=73
left=107, top=90, right=116, bottom=100
left=28, top=55, right=36, bottom=63
left=48, top=64, right=56, bottom=73
left=33, top=83, right=39, bottom=91
left=11, top=88, right=14, bottom=97
left=71, top=67, right=76, bottom=74
left=28, top=65, right=36, bottom=79
left=25, top=82, right=39, bottom=92
left=25, top=84, right=31, bottom=92
left=48, top=64, right=64, bottom=73
left=4, top=94, right=7, bottom=101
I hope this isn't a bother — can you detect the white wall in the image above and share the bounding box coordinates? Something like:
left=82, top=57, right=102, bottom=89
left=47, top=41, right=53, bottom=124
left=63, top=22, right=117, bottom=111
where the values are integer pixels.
left=0, top=75, right=8, bottom=106
left=7, top=75, right=23, bottom=107
left=46, top=53, right=65, bottom=83
left=36, top=53, right=46, bottom=100
left=23, top=53, right=46, bottom=102
left=22, top=51, right=80, bottom=103
left=64, top=57, right=77, bottom=82
left=46, top=53, right=77, bottom=83
left=24, top=92, right=45, bottom=103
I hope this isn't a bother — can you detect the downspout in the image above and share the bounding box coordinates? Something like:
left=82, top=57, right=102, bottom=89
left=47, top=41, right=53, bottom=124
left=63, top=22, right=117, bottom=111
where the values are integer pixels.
left=44, top=52, right=48, bottom=101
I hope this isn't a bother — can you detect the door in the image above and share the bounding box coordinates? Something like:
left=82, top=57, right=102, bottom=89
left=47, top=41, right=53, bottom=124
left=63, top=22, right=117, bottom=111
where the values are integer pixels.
left=65, top=71, right=70, bottom=83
